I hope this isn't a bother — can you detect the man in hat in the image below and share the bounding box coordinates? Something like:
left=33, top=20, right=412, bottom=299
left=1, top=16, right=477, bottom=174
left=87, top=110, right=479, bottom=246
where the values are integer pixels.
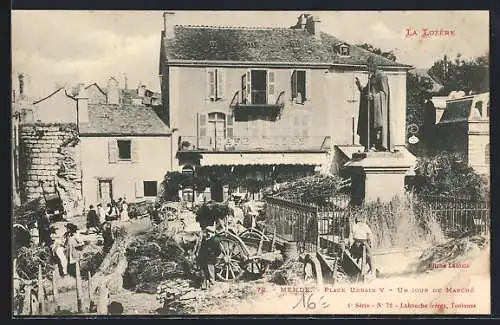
left=355, top=55, right=395, bottom=152
left=64, top=223, right=84, bottom=276
left=196, top=225, right=220, bottom=289
left=349, top=216, right=374, bottom=274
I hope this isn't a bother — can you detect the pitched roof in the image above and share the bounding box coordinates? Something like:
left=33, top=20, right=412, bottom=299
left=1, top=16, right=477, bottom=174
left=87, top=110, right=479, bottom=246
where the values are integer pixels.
left=164, top=25, right=412, bottom=68
left=32, top=87, right=75, bottom=105
left=79, top=104, right=171, bottom=136
left=413, top=68, right=445, bottom=93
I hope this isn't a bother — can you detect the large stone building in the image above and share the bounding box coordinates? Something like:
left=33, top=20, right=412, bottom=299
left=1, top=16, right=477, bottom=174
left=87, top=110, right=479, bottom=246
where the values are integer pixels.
left=159, top=12, right=413, bottom=201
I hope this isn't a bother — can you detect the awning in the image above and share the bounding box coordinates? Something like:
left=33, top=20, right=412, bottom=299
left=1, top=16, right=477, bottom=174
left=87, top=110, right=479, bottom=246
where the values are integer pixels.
left=199, top=152, right=329, bottom=167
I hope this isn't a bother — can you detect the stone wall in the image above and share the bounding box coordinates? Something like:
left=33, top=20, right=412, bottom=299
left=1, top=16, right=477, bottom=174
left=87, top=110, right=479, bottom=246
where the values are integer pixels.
left=18, top=123, right=83, bottom=217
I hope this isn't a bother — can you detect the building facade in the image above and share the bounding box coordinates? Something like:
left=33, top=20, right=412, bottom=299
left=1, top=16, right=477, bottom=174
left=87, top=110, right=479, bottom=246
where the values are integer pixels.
left=78, top=85, right=173, bottom=206
left=159, top=13, right=412, bottom=200
left=433, top=92, right=490, bottom=175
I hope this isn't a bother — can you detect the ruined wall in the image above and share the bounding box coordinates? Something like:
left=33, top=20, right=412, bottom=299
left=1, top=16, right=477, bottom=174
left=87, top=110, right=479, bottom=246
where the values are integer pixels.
left=18, top=123, right=83, bottom=217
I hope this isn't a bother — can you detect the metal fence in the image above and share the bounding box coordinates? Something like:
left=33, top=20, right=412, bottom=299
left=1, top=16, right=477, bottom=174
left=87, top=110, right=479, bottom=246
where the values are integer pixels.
left=419, top=195, right=490, bottom=237
left=265, top=195, right=351, bottom=254
left=265, top=194, right=490, bottom=254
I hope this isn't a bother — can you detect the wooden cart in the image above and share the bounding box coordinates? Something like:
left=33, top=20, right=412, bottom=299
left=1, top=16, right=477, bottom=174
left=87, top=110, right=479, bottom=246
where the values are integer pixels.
left=202, top=226, right=283, bottom=282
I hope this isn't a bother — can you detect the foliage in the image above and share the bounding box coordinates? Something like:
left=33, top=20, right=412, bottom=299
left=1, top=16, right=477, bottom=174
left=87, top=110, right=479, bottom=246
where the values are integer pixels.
left=265, top=174, right=345, bottom=206
left=79, top=251, right=105, bottom=279
left=194, top=201, right=230, bottom=227
left=15, top=245, right=55, bottom=280
left=428, top=54, right=489, bottom=94
left=13, top=198, right=45, bottom=228
left=347, top=194, right=444, bottom=249
left=412, top=151, right=488, bottom=200
left=355, top=43, right=397, bottom=61
left=123, top=231, right=196, bottom=293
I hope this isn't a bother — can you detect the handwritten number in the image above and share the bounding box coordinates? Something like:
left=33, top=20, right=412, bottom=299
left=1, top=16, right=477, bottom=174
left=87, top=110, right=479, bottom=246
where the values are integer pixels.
left=307, top=294, right=317, bottom=310
left=292, top=293, right=329, bottom=310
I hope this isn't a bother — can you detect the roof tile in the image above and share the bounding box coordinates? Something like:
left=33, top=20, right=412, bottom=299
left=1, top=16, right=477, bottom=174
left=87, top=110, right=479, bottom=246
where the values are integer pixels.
left=164, top=25, right=411, bottom=68
left=79, top=104, right=170, bottom=136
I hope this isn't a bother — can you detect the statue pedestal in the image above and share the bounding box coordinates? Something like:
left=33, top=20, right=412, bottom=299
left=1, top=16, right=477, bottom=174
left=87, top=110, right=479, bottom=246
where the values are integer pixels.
left=345, top=147, right=416, bottom=203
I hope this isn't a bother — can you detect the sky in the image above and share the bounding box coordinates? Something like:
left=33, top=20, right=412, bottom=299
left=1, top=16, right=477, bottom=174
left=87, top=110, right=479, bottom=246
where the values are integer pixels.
left=12, top=10, right=489, bottom=100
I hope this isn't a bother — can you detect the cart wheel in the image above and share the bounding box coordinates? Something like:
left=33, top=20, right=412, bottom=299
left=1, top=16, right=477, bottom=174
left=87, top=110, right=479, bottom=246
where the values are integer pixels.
left=215, top=235, right=247, bottom=282
left=239, top=229, right=269, bottom=242
left=244, top=258, right=269, bottom=278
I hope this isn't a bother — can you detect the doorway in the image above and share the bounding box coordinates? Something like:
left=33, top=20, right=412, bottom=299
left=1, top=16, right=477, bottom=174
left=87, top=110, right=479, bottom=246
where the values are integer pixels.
left=98, top=179, right=113, bottom=202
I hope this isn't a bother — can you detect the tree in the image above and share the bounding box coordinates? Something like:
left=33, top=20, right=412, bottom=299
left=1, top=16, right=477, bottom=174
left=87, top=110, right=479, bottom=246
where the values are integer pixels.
left=356, top=43, right=397, bottom=61
left=428, top=54, right=489, bottom=94
left=411, top=151, right=488, bottom=200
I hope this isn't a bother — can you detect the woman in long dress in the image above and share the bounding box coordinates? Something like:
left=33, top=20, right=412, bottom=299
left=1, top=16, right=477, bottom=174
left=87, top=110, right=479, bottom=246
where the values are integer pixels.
left=120, top=199, right=129, bottom=221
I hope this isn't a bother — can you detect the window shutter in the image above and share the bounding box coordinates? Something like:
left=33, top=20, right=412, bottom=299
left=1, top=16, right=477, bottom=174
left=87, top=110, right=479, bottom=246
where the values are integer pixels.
left=246, top=70, right=252, bottom=104
left=268, top=70, right=275, bottom=103
left=291, top=70, right=297, bottom=100
left=241, top=73, right=247, bottom=103
left=108, top=140, right=117, bottom=164
left=198, top=113, right=207, bottom=137
left=226, top=113, right=234, bottom=138
left=217, top=69, right=225, bottom=99
left=135, top=180, right=144, bottom=198
left=131, top=139, right=139, bottom=163
left=305, top=70, right=310, bottom=101
left=207, top=69, right=216, bottom=99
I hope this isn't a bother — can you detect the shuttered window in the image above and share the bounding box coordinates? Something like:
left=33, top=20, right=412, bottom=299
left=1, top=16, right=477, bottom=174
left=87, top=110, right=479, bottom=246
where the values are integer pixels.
left=207, top=68, right=226, bottom=100
left=198, top=113, right=207, bottom=137
left=291, top=70, right=307, bottom=103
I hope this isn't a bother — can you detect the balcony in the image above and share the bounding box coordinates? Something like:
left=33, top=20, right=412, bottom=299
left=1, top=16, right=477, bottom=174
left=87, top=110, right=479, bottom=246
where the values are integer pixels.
left=230, top=91, right=285, bottom=119
left=178, top=135, right=331, bottom=153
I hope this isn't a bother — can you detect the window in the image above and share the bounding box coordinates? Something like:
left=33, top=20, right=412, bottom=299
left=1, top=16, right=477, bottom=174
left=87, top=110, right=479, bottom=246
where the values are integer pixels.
left=486, top=101, right=489, bottom=118
left=143, top=181, right=158, bottom=197
left=291, top=112, right=311, bottom=136
left=117, top=140, right=131, bottom=160
left=291, top=70, right=307, bottom=103
left=339, top=44, right=350, bottom=56
left=207, top=69, right=225, bottom=100
left=241, top=70, right=275, bottom=104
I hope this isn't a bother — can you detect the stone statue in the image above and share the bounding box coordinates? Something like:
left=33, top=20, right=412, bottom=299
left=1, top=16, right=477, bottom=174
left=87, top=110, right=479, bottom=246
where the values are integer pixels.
left=356, top=56, right=395, bottom=152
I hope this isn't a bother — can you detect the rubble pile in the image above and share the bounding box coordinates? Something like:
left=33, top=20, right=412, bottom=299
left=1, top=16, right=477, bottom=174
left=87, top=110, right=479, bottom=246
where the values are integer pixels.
left=413, top=234, right=488, bottom=273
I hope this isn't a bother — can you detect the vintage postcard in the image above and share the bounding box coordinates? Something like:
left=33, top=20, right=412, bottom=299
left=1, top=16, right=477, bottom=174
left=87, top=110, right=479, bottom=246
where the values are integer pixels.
left=12, top=10, right=490, bottom=316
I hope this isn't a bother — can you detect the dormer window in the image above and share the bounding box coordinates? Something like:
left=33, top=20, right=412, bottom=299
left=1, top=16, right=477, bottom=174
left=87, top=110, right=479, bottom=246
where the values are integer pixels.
left=246, top=41, right=256, bottom=48
left=209, top=40, right=217, bottom=48
left=290, top=40, right=300, bottom=48
left=339, top=44, right=350, bottom=56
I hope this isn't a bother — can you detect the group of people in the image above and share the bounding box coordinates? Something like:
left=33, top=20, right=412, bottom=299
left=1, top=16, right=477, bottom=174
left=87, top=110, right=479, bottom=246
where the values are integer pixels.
left=85, top=198, right=129, bottom=234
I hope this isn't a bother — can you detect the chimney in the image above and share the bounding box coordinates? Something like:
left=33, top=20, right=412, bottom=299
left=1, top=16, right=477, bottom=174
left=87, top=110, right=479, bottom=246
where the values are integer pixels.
left=305, top=15, right=322, bottom=40
left=77, top=85, right=89, bottom=124
left=107, top=77, right=119, bottom=105
left=18, top=74, right=24, bottom=98
left=163, top=12, right=176, bottom=39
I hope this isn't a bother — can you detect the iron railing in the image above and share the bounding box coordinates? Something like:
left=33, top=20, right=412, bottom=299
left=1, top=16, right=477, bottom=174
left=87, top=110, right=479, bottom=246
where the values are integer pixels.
left=178, top=135, right=331, bottom=152
left=265, top=194, right=490, bottom=254
left=418, top=195, right=490, bottom=237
